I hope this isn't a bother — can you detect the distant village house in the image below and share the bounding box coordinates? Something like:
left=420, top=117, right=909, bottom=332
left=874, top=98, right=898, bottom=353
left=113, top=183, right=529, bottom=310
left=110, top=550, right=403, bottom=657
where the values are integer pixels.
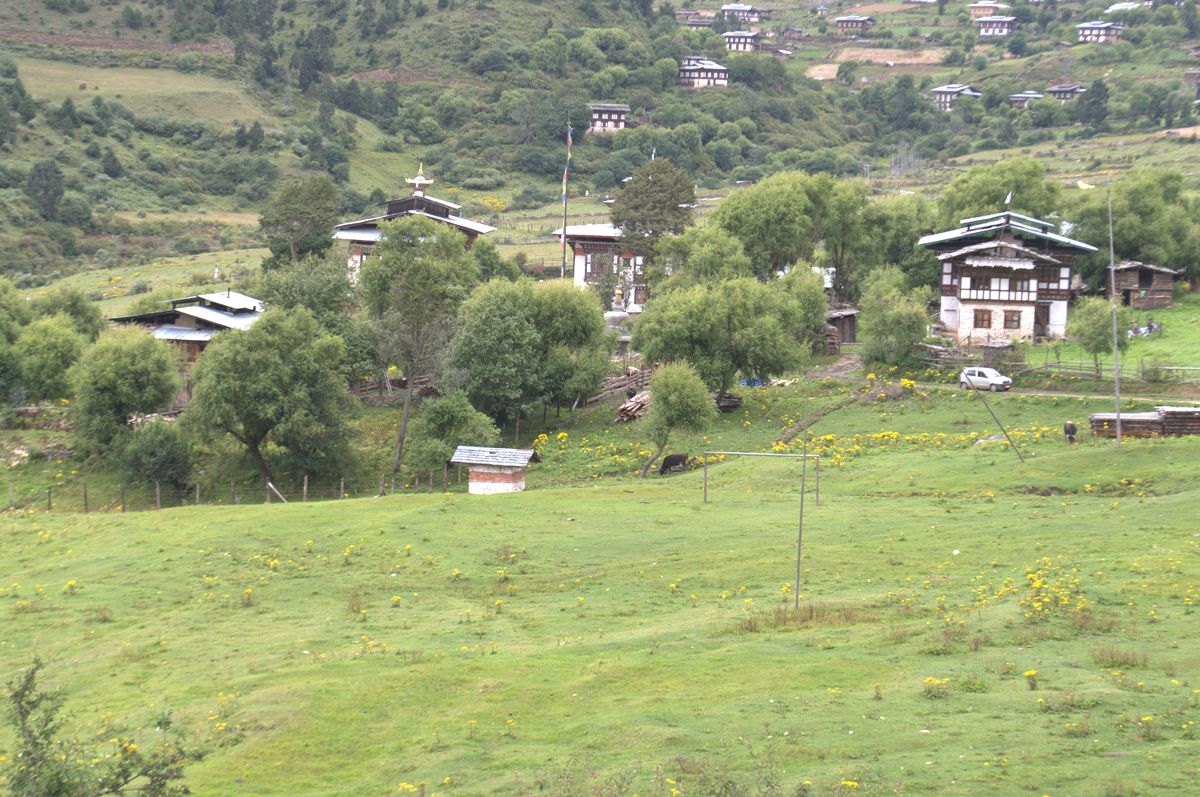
left=919, top=210, right=1098, bottom=344
left=1008, top=90, right=1044, bottom=109
left=110, top=291, right=263, bottom=365
left=332, top=167, right=495, bottom=279
left=977, top=15, right=1016, bottom=36
left=677, top=56, right=729, bottom=88
left=932, top=83, right=982, bottom=111
left=722, top=30, right=761, bottom=52
left=588, top=103, right=630, bottom=134
left=1077, top=20, right=1123, bottom=43
left=721, top=3, right=766, bottom=24
left=968, top=0, right=1010, bottom=18
left=835, top=15, right=874, bottom=35
left=1045, top=83, right=1086, bottom=102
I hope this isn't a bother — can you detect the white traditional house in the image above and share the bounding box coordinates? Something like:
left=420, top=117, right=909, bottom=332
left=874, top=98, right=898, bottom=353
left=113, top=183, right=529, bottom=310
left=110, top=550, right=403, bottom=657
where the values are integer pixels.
left=677, top=56, right=729, bottom=88
left=553, top=223, right=647, bottom=314
left=722, top=30, right=761, bottom=52
left=835, top=15, right=875, bottom=35
left=931, top=83, right=982, bottom=111
left=721, top=3, right=765, bottom=23
left=977, top=14, right=1016, bottom=36
left=1077, top=20, right=1123, bottom=43
left=1008, top=90, right=1044, bottom=109
left=587, top=103, right=630, bottom=134
left=918, top=210, right=1098, bottom=343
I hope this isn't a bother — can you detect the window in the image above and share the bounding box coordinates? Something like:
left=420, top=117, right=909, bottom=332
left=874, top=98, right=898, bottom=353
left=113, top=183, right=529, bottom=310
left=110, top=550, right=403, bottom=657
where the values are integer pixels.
left=1004, top=310, right=1021, bottom=330
left=974, top=309, right=992, bottom=329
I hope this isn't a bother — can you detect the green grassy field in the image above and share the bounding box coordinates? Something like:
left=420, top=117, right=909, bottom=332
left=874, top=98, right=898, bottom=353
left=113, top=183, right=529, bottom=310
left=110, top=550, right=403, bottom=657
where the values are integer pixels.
left=2, top=380, right=1198, bottom=796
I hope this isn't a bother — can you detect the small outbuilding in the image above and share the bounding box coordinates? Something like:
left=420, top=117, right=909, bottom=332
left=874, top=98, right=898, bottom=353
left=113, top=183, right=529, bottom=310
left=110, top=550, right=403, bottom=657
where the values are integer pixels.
left=450, top=446, right=535, bottom=495
left=1110, top=260, right=1179, bottom=309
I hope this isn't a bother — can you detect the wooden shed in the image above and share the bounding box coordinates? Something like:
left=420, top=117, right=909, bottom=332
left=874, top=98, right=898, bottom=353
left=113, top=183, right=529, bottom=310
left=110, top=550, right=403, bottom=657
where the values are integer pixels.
left=826, top=308, right=858, bottom=344
left=1110, top=261, right=1179, bottom=310
left=450, top=446, right=535, bottom=495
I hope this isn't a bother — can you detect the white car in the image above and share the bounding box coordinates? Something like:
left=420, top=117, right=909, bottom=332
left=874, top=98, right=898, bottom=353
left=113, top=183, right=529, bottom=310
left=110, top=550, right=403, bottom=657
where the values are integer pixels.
left=959, top=367, right=1012, bottom=392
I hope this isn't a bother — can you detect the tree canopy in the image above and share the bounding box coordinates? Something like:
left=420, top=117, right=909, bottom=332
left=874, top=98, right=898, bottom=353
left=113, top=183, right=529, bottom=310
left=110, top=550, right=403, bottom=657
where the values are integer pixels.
left=938, top=158, right=1062, bottom=226
left=259, top=175, right=340, bottom=267
left=859, top=266, right=933, bottom=368
left=639, top=362, right=715, bottom=476
left=609, top=158, right=695, bottom=257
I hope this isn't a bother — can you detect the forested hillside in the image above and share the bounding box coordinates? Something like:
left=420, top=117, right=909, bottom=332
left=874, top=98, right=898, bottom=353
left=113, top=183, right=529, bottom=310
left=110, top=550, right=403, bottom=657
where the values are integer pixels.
left=5, top=0, right=1200, bottom=284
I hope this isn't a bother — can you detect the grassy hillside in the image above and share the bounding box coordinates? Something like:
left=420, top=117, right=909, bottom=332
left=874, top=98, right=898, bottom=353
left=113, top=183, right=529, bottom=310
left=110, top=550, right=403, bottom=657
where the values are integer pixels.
left=2, top=381, right=1198, bottom=795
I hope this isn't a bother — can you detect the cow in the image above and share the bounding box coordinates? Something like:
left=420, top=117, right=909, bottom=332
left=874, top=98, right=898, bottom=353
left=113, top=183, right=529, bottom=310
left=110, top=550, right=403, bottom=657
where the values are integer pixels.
left=659, top=453, right=689, bottom=475
left=1063, top=421, right=1077, bottom=444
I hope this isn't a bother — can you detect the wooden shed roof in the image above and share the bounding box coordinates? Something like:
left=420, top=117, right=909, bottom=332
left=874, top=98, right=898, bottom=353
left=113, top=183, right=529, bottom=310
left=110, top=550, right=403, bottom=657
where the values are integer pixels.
left=1113, top=260, right=1180, bottom=275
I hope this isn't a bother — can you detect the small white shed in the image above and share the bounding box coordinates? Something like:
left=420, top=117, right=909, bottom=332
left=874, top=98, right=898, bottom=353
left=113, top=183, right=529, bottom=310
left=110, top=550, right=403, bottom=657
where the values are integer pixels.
left=450, top=446, right=535, bottom=495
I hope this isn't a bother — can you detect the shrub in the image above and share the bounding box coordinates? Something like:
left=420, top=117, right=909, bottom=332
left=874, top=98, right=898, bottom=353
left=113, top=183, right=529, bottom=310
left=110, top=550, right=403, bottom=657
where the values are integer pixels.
left=119, top=421, right=191, bottom=488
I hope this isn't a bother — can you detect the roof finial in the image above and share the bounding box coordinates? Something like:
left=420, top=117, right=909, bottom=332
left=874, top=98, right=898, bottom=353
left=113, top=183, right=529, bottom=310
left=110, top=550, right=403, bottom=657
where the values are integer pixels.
left=1004, top=190, right=1013, bottom=207
left=406, top=163, right=434, bottom=195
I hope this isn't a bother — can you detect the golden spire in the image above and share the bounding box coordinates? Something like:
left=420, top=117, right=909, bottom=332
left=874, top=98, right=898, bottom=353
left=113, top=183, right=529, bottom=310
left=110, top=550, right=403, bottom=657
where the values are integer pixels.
left=406, top=163, right=434, bottom=195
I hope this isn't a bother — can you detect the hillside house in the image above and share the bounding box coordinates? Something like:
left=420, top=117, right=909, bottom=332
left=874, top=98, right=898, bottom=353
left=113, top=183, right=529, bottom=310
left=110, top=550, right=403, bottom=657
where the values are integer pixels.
left=775, top=26, right=807, bottom=44
left=977, top=15, right=1017, bottom=36
left=1008, top=90, right=1044, bottom=108
left=932, top=83, right=982, bottom=111
left=110, top=291, right=263, bottom=365
left=721, top=3, right=766, bottom=23
left=677, top=56, right=729, bottom=88
left=588, top=103, right=630, bottom=134
left=1184, top=69, right=1200, bottom=97
left=723, top=30, right=761, bottom=51
left=835, top=15, right=874, bottom=35
left=1045, top=82, right=1086, bottom=102
left=918, top=210, right=1098, bottom=344
left=1077, top=20, right=1123, bottom=43
left=968, top=0, right=1010, bottom=18
left=1110, top=261, right=1179, bottom=310
left=333, top=167, right=495, bottom=279
left=553, top=223, right=647, bottom=314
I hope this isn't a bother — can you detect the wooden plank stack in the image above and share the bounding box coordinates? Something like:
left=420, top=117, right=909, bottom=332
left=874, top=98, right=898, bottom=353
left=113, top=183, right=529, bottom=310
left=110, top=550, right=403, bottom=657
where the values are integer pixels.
left=1159, top=406, right=1200, bottom=436
left=715, top=392, right=743, bottom=413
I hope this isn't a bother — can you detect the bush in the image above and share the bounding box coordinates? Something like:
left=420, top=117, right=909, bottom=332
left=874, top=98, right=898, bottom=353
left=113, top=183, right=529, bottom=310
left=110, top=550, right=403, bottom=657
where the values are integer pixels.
left=119, top=421, right=191, bottom=488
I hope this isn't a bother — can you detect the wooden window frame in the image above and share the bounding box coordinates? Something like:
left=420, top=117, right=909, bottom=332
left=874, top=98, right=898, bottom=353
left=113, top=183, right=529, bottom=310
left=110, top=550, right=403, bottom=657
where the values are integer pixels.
left=1004, top=310, right=1021, bottom=330
left=973, top=309, right=992, bottom=329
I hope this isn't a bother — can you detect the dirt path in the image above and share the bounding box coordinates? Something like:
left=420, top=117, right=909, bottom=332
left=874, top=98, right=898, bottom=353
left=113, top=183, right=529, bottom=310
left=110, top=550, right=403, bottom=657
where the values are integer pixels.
left=809, top=352, right=862, bottom=379
left=917, top=383, right=1200, bottom=404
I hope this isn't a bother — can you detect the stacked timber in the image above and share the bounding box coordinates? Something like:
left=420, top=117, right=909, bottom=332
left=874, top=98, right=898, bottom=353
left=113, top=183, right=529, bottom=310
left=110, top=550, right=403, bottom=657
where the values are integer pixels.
left=1159, top=406, right=1200, bottom=436
left=1089, top=412, right=1164, bottom=438
left=715, top=392, right=743, bottom=413
left=615, top=390, right=650, bottom=422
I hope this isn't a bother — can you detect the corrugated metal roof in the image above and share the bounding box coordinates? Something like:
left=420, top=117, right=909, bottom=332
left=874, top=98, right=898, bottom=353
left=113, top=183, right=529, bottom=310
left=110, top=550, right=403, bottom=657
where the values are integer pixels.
left=918, top=217, right=1097, bottom=252
left=153, top=325, right=215, bottom=342
left=552, top=223, right=623, bottom=239
left=333, top=227, right=383, bottom=242
left=1114, top=260, right=1179, bottom=274
left=450, top=446, right=535, bottom=467
left=197, top=291, right=263, bottom=312
left=175, top=305, right=261, bottom=331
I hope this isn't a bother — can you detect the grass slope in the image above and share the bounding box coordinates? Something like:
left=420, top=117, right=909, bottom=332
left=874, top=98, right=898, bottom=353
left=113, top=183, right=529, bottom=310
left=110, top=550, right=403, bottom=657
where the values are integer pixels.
left=2, top=383, right=1198, bottom=796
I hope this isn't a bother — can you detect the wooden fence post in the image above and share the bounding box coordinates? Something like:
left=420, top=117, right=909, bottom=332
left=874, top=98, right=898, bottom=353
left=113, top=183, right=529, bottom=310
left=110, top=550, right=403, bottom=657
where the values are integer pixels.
left=195, top=483, right=200, bottom=505
left=120, top=484, right=125, bottom=512
left=442, top=463, right=448, bottom=491
left=231, top=480, right=236, bottom=504
left=302, top=474, right=308, bottom=502
left=155, top=482, right=161, bottom=510
left=429, top=471, right=434, bottom=493
left=378, top=474, right=385, bottom=497
left=340, top=478, right=345, bottom=498
left=46, top=487, right=52, bottom=512
left=83, top=482, right=88, bottom=514
left=265, top=481, right=271, bottom=503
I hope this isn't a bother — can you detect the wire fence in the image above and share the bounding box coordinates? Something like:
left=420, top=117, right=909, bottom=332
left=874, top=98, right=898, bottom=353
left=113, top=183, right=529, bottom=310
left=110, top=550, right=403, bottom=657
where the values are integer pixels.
left=4, top=467, right=476, bottom=515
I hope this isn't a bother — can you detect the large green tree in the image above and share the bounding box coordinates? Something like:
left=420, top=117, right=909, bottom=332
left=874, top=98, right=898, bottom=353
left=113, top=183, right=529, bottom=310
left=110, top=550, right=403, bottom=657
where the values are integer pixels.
left=858, top=267, right=933, bottom=368
left=529, top=280, right=611, bottom=412
left=632, top=279, right=806, bottom=392
left=938, top=158, right=1062, bottom=227
left=638, top=362, right=715, bottom=477
left=16, top=316, right=85, bottom=403
left=609, top=158, right=696, bottom=258
left=360, top=217, right=479, bottom=474
left=31, top=287, right=105, bottom=342
left=649, top=224, right=753, bottom=292
left=25, top=160, right=64, bottom=221
left=0, top=277, right=31, bottom=344
left=258, top=175, right=339, bottom=267
left=1068, top=296, right=1131, bottom=376
left=782, top=266, right=831, bottom=354
left=71, top=327, right=181, bottom=453
left=404, top=390, right=500, bottom=474
left=1070, top=168, right=1200, bottom=287
left=712, top=172, right=815, bottom=280
left=184, top=309, right=356, bottom=484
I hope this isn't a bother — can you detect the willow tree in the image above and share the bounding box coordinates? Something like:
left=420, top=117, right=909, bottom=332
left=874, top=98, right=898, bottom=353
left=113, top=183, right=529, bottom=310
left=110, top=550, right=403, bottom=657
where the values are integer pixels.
left=360, top=217, right=479, bottom=474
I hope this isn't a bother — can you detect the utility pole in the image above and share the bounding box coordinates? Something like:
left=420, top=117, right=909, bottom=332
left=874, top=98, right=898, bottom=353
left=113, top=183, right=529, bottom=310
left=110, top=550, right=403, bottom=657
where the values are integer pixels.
left=1108, top=181, right=1123, bottom=447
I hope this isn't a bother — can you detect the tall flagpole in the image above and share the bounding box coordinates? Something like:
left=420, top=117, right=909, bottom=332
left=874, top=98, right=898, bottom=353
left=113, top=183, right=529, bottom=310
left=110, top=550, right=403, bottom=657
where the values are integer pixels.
left=560, top=116, right=573, bottom=280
